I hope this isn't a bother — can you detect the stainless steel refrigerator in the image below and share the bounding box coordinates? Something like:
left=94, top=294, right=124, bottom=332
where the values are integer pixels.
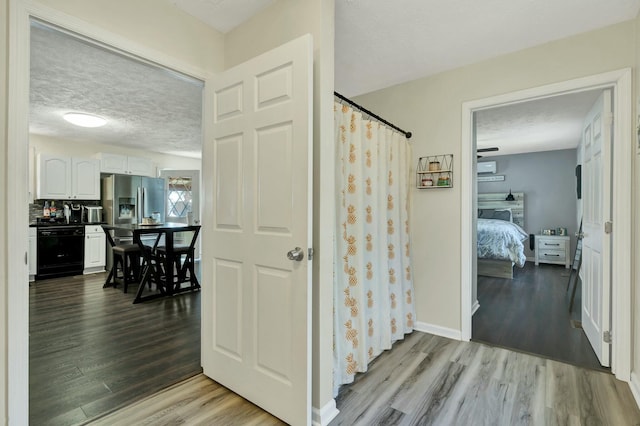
left=101, top=174, right=165, bottom=270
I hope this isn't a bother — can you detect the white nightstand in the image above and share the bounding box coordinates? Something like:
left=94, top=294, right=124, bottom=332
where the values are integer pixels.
left=535, top=235, right=570, bottom=268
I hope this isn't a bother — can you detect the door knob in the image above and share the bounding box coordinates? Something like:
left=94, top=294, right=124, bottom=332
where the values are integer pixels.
left=287, top=247, right=304, bottom=261
left=576, top=232, right=584, bottom=239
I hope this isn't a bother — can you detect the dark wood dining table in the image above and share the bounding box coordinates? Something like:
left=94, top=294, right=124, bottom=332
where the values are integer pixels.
left=102, top=223, right=201, bottom=303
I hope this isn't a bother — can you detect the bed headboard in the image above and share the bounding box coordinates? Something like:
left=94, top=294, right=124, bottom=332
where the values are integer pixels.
left=478, top=192, right=525, bottom=229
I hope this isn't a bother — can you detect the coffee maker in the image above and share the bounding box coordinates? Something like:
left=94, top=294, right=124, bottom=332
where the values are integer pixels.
left=69, top=204, right=82, bottom=223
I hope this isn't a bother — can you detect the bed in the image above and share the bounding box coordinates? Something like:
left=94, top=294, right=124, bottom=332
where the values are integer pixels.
left=477, top=192, right=528, bottom=279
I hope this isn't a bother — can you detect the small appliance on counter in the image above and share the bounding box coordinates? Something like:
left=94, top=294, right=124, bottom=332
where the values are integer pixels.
left=70, top=203, right=82, bottom=223
left=82, top=205, right=103, bottom=223
left=63, top=204, right=71, bottom=224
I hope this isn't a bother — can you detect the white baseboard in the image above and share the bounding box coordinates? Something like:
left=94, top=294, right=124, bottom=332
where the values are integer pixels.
left=629, top=372, right=640, bottom=410
left=414, top=321, right=462, bottom=341
left=312, top=398, right=339, bottom=426
left=472, top=300, right=480, bottom=315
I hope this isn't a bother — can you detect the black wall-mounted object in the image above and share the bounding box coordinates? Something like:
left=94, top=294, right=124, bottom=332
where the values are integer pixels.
left=576, top=165, right=582, bottom=199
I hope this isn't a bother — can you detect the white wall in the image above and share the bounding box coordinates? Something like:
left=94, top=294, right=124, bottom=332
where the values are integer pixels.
left=633, top=10, right=640, bottom=395
left=34, top=0, right=224, bottom=73
left=0, top=0, right=7, bottom=421
left=224, top=0, right=336, bottom=417
left=224, top=0, right=322, bottom=69
left=354, top=21, right=636, bottom=333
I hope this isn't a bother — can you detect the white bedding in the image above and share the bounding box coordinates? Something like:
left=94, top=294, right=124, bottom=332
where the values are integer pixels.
left=477, top=218, right=528, bottom=267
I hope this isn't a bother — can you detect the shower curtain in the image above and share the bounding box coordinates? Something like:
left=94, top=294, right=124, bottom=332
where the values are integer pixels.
left=333, top=101, right=415, bottom=395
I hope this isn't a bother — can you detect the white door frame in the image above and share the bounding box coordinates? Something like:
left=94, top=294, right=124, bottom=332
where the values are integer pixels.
left=460, top=69, right=632, bottom=381
left=7, top=1, right=209, bottom=422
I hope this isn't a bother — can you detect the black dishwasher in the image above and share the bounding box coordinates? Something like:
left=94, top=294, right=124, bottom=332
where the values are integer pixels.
left=36, top=226, right=85, bottom=279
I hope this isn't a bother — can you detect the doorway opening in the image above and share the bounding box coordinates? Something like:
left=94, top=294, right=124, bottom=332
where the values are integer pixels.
left=27, top=19, right=205, bottom=425
left=459, top=69, right=633, bottom=382
left=470, top=88, right=608, bottom=371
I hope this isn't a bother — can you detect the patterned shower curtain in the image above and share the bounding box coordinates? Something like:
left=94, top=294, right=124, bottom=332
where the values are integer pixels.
left=333, top=101, right=415, bottom=395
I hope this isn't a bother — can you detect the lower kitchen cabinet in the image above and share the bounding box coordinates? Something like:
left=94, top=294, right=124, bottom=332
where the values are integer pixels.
left=84, top=225, right=106, bottom=274
left=29, top=227, right=37, bottom=282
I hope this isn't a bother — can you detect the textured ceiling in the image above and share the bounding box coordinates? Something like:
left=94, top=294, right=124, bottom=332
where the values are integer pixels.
left=30, top=22, right=204, bottom=159
left=169, top=0, right=276, bottom=33
left=335, top=0, right=640, bottom=97
left=29, top=1, right=640, bottom=159
left=475, top=90, right=603, bottom=157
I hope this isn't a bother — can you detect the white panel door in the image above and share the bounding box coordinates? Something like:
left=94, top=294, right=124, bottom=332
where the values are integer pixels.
left=201, top=34, right=313, bottom=425
left=582, top=90, right=612, bottom=367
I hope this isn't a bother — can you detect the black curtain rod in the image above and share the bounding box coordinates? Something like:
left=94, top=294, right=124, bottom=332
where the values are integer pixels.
left=334, top=91, right=412, bottom=139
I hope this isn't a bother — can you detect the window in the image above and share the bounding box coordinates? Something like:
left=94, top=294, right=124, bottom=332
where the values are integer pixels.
left=166, top=176, right=193, bottom=218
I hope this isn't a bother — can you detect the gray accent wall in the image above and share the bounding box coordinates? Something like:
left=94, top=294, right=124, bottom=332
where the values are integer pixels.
left=478, top=149, right=579, bottom=259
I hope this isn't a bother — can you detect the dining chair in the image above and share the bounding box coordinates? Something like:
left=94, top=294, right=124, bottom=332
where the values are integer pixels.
left=155, top=225, right=201, bottom=292
left=111, top=243, right=141, bottom=293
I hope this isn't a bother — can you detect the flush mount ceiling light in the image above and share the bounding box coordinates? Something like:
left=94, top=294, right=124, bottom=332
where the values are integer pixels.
left=63, top=112, right=107, bottom=128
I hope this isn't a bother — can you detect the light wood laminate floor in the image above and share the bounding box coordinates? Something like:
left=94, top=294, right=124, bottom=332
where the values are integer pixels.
left=331, top=332, right=640, bottom=425
left=90, top=374, right=285, bottom=425
left=93, top=331, right=640, bottom=426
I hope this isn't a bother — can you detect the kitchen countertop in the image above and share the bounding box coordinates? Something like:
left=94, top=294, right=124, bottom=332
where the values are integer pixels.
left=30, top=220, right=106, bottom=227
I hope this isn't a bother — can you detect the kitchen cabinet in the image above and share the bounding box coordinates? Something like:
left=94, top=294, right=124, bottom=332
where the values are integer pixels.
left=28, top=227, right=37, bottom=282
left=37, top=154, right=100, bottom=200
left=72, top=158, right=101, bottom=199
left=84, top=225, right=106, bottom=274
left=99, top=153, right=155, bottom=177
left=37, top=154, right=70, bottom=199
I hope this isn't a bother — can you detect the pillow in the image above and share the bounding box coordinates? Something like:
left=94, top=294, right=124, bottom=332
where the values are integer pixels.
left=494, top=208, right=513, bottom=222
left=478, top=209, right=493, bottom=219
left=478, top=208, right=512, bottom=222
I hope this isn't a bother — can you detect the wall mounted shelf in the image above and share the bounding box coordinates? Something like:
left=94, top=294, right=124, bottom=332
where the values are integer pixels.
left=417, top=154, right=453, bottom=189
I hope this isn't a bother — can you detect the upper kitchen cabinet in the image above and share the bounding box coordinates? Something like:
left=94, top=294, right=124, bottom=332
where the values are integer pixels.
left=37, top=154, right=70, bottom=199
left=99, top=153, right=155, bottom=177
left=37, top=154, right=100, bottom=200
left=72, top=158, right=101, bottom=199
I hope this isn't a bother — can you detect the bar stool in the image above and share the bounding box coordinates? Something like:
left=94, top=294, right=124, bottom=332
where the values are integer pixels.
left=112, top=243, right=141, bottom=293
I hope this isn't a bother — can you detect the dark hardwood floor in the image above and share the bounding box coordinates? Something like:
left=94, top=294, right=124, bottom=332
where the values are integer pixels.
left=472, top=261, right=606, bottom=372
left=29, top=272, right=201, bottom=425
